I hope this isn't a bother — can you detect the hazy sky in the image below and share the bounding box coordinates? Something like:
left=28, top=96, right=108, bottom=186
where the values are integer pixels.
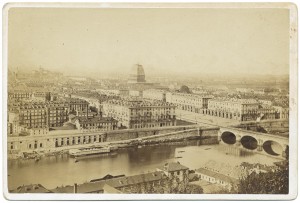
left=8, top=7, right=290, bottom=76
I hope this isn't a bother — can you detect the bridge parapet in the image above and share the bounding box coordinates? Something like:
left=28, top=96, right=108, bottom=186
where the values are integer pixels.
left=219, top=127, right=289, bottom=159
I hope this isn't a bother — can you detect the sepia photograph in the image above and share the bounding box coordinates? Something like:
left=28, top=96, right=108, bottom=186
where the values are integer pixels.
left=2, top=2, right=298, bottom=201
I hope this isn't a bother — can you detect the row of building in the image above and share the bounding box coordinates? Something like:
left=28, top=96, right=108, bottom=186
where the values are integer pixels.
left=8, top=95, right=179, bottom=137
left=13, top=160, right=275, bottom=194
left=137, top=90, right=289, bottom=122
left=11, top=162, right=190, bottom=194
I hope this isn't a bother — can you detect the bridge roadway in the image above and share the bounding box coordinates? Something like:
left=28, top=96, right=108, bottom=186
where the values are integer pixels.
left=179, top=113, right=289, bottom=158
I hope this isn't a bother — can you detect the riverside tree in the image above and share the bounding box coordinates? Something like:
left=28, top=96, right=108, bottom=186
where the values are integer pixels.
left=238, top=146, right=289, bottom=194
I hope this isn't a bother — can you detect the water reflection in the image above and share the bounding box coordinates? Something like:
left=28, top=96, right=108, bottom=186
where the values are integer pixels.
left=218, top=144, right=255, bottom=157
left=8, top=141, right=278, bottom=190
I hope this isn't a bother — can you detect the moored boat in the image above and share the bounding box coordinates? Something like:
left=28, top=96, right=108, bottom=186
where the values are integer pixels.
left=69, top=146, right=111, bottom=158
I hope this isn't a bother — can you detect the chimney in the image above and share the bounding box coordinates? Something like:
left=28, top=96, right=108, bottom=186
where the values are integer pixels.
left=74, top=183, right=78, bottom=193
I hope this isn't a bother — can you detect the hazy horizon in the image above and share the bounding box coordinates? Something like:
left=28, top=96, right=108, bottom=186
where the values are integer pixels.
left=8, top=8, right=290, bottom=76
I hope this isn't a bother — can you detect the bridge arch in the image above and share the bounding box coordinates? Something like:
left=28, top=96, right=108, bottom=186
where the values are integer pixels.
left=240, top=136, right=258, bottom=150
left=262, top=140, right=283, bottom=156
left=221, top=131, right=236, bottom=145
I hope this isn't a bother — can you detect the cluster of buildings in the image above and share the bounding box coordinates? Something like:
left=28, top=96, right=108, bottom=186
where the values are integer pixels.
left=138, top=89, right=288, bottom=122
left=7, top=65, right=289, bottom=154
left=11, top=160, right=276, bottom=194
left=11, top=162, right=190, bottom=194
left=8, top=98, right=89, bottom=136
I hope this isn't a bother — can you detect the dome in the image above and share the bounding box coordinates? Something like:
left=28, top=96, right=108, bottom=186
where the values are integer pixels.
left=128, top=64, right=146, bottom=83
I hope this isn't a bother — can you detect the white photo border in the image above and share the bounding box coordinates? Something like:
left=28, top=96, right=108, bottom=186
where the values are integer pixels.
left=2, top=2, right=298, bottom=201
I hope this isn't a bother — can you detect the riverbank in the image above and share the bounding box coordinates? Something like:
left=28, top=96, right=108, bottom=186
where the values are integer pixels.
left=8, top=135, right=219, bottom=161
left=8, top=141, right=280, bottom=191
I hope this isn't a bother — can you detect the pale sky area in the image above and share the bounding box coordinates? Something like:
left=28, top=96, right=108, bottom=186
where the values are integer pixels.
left=8, top=8, right=290, bottom=77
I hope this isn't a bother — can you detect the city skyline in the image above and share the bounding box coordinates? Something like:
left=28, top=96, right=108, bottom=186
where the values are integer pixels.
left=8, top=8, right=289, bottom=76
left=5, top=4, right=294, bottom=199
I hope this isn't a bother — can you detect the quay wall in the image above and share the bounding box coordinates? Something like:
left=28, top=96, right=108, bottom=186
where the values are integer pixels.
left=7, top=125, right=219, bottom=157
left=105, top=126, right=200, bottom=142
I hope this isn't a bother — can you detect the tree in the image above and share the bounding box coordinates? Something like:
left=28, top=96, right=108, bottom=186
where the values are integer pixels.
left=89, top=106, right=97, bottom=113
left=185, top=184, right=204, bottom=194
left=285, top=145, right=289, bottom=161
left=238, top=163, right=288, bottom=194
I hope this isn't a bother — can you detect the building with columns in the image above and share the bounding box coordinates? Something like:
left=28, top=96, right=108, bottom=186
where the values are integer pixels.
left=103, top=98, right=176, bottom=129
left=75, top=116, right=118, bottom=132
left=207, top=99, right=277, bottom=122
left=166, top=92, right=212, bottom=113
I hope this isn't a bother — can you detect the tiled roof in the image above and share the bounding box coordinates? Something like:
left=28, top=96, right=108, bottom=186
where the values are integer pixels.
left=13, top=184, right=53, bottom=193
left=77, top=182, right=106, bottom=193
left=168, top=92, right=212, bottom=99
left=51, top=185, right=74, bottom=193
left=102, top=184, right=123, bottom=194
left=196, top=168, right=238, bottom=184
left=51, top=171, right=166, bottom=193
left=209, top=98, right=259, bottom=105
left=105, top=171, right=166, bottom=188
left=78, top=116, right=117, bottom=124
left=52, top=182, right=106, bottom=193
left=104, top=98, right=175, bottom=108
left=157, top=162, right=189, bottom=172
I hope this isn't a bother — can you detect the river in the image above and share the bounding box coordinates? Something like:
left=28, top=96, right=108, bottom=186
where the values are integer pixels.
left=7, top=140, right=281, bottom=190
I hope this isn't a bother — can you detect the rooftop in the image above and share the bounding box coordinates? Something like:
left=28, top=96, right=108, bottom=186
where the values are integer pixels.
left=104, top=98, right=175, bottom=108
left=196, top=168, right=239, bottom=184
left=104, top=171, right=166, bottom=188
left=51, top=171, right=166, bottom=193
left=168, top=92, right=213, bottom=99
left=157, top=162, right=189, bottom=172
left=11, top=184, right=53, bottom=193
left=78, top=116, right=118, bottom=124
left=210, top=98, right=259, bottom=105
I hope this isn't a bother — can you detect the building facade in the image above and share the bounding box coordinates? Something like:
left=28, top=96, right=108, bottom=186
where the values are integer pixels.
left=8, top=112, right=20, bottom=135
left=75, top=116, right=118, bottom=132
left=166, top=92, right=212, bottom=113
left=273, top=106, right=289, bottom=119
left=207, top=99, right=260, bottom=121
left=67, top=98, right=89, bottom=114
left=195, top=168, right=238, bottom=191
left=103, top=98, right=176, bottom=129
left=18, top=103, right=48, bottom=129
left=8, top=91, right=32, bottom=100
left=206, top=99, right=278, bottom=122
left=128, top=64, right=146, bottom=84
left=47, top=102, right=69, bottom=127
left=143, top=89, right=166, bottom=101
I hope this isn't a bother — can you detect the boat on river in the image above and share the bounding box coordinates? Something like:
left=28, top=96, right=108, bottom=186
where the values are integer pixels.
left=69, top=146, right=112, bottom=158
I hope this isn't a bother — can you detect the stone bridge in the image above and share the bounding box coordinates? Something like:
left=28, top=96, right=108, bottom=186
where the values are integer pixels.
left=218, top=127, right=289, bottom=158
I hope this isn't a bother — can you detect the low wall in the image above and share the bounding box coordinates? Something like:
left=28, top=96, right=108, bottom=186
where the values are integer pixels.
left=105, top=126, right=198, bottom=142
left=7, top=125, right=220, bottom=156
